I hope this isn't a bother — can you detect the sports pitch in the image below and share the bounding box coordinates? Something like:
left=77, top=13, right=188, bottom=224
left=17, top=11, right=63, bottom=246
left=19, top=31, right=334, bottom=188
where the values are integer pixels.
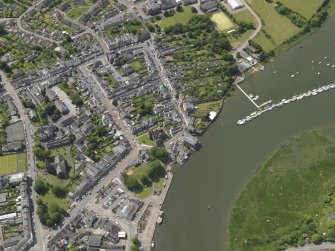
left=211, top=12, right=235, bottom=31
left=0, top=153, right=27, bottom=175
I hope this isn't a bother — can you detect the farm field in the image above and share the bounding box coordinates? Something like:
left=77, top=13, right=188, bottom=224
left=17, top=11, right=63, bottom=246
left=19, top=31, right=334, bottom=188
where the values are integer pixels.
left=246, top=0, right=301, bottom=48
left=211, top=12, right=235, bottom=31
left=159, top=7, right=197, bottom=28
left=229, top=129, right=335, bottom=251
left=0, top=153, right=27, bottom=175
left=233, top=9, right=258, bottom=27
left=279, top=0, right=324, bottom=19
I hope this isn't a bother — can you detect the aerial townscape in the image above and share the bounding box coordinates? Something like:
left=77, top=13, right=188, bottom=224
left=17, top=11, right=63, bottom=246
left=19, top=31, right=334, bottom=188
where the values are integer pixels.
left=0, top=0, right=335, bottom=251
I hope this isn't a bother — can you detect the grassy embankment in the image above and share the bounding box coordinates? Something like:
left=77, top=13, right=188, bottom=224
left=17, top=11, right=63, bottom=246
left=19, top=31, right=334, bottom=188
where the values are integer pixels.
left=229, top=129, right=335, bottom=251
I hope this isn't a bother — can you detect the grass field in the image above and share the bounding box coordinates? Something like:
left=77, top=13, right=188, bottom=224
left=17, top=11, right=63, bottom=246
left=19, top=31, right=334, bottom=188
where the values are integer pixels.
left=233, top=9, right=258, bottom=27
left=137, top=133, right=155, bottom=146
left=253, top=30, right=276, bottom=52
left=229, top=129, right=335, bottom=251
left=159, top=7, right=197, bottom=29
left=67, top=7, right=89, bottom=20
left=211, top=12, right=235, bottom=31
left=279, top=0, right=324, bottom=19
left=246, top=0, right=301, bottom=48
left=0, top=153, right=26, bottom=175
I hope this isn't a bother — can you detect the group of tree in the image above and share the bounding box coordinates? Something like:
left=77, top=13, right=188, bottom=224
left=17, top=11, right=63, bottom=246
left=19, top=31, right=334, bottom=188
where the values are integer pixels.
left=52, top=185, right=69, bottom=198
left=123, top=160, right=166, bottom=192
left=33, top=143, right=51, bottom=161
left=275, top=2, right=307, bottom=28
left=34, top=178, right=49, bottom=195
left=164, top=15, right=215, bottom=35
left=149, top=147, right=169, bottom=163
left=210, top=30, right=232, bottom=55
left=36, top=199, right=65, bottom=227
left=237, top=21, right=255, bottom=34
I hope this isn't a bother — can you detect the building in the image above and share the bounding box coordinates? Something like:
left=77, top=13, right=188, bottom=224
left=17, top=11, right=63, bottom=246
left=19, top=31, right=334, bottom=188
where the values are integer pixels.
left=226, top=0, right=244, bottom=10
left=200, top=0, right=217, bottom=12
left=47, top=155, right=67, bottom=179
left=183, top=133, right=199, bottom=150
left=54, top=99, right=69, bottom=115
left=28, top=109, right=37, bottom=122
left=144, top=0, right=162, bottom=15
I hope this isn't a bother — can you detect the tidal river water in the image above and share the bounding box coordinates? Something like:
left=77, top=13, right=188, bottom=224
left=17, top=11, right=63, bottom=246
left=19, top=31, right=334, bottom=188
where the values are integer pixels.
left=155, top=15, right=335, bottom=251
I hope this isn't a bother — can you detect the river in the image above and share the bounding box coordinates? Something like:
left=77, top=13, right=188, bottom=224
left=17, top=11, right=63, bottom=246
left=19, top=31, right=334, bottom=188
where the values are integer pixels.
left=154, top=15, right=335, bottom=251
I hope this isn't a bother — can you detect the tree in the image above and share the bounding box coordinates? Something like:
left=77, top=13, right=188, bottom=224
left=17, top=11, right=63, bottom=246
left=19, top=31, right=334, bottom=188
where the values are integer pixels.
left=191, top=6, right=198, bottom=13
left=176, top=5, right=183, bottom=12
left=96, top=125, right=107, bottom=137
left=52, top=186, right=68, bottom=198
left=123, top=174, right=143, bottom=192
left=34, top=179, right=49, bottom=195
left=148, top=161, right=165, bottom=182
left=140, top=176, right=152, bottom=187
left=150, top=147, right=169, bottom=163
left=311, top=233, right=323, bottom=244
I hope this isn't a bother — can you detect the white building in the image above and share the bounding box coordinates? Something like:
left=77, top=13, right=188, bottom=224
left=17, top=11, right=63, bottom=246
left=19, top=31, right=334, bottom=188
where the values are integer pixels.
left=227, top=0, right=244, bottom=10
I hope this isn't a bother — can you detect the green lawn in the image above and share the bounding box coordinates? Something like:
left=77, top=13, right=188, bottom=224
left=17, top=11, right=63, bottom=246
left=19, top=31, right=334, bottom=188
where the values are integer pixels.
left=246, top=0, right=301, bottom=47
left=211, top=12, right=235, bottom=31
left=279, top=0, right=324, bottom=19
left=160, top=7, right=197, bottom=28
left=137, top=178, right=164, bottom=199
left=233, top=9, right=258, bottom=27
left=253, top=30, right=276, bottom=52
left=137, top=133, right=155, bottom=146
left=40, top=189, right=70, bottom=211
left=67, top=7, right=89, bottom=20
left=229, top=129, right=335, bottom=251
left=194, top=100, right=222, bottom=118
left=0, top=153, right=26, bottom=175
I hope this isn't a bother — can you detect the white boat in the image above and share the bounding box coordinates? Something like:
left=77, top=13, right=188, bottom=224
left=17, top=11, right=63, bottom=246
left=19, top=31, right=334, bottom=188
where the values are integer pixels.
left=312, top=92, right=317, bottom=96
left=249, top=94, right=254, bottom=98
left=318, top=72, right=321, bottom=75
left=319, top=61, right=322, bottom=64
left=324, top=56, right=328, bottom=59
left=332, top=65, right=335, bottom=68
left=291, top=74, right=295, bottom=78
left=327, top=63, right=330, bottom=66
left=252, top=95, right=259, bottom=101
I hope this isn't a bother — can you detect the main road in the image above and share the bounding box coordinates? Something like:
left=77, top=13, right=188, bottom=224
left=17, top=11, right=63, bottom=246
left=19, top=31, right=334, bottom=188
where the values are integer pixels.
left=0, top=71, right=45, bottom=251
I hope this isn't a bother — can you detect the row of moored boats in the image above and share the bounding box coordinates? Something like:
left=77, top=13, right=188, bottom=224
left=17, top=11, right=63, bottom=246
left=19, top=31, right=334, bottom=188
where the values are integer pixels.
left=237, top=83, right=335, bottom=125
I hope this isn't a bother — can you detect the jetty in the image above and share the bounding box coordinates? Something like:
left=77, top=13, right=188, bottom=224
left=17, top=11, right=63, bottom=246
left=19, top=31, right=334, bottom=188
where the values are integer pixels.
left=237, top=83, right=335, bottom=125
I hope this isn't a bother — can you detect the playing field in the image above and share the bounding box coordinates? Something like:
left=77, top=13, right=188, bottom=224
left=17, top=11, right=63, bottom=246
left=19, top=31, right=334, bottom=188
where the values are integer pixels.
left=0, top=153, right=27, bottom=175
left=211, top=12, right=235, bottom=31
